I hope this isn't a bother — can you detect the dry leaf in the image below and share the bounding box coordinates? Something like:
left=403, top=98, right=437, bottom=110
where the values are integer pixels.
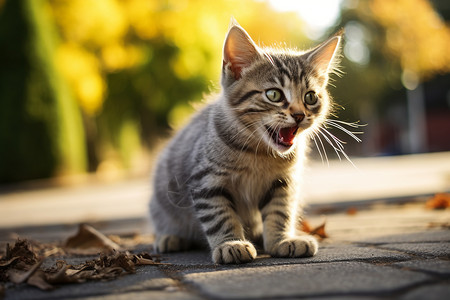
left=310, top=222, right=328, bottom=239
left=299, top=219, right=328, bottom=240
left=132, top=252, right=164, bottom=266
left=300, top=220, right=312, bottom=233
left=426, top=193, right=450, bottom=210
left=46, top=263, right=81, bottom=285
left=5, top=240, right=37, bottom=264
left=7, top=259, right=43, bottom=284
left=0, top=257, right=19, bottom=268
left=1, top=228, right=163, bottom=292
left=27, top=270, right=54, bottom=291
left=65, top=224, right=122, bottom=254
left=346, top=207, right=358, bottom=215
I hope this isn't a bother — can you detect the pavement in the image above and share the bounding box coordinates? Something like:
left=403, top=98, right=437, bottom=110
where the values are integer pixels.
left=1, top=152, right=450, bottom=299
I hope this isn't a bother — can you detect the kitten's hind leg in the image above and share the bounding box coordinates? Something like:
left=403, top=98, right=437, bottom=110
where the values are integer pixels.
left=154, top=235, right=192, bottom=253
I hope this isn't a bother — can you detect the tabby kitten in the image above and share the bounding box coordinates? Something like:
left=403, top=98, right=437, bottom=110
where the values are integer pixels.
left=150, top=20, right=342, bottom=264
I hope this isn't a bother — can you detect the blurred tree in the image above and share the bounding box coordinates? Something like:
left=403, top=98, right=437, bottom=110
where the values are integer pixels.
left=47, top=0, right=308, bottom=173
left=328, top=0, right=450, bottom=155
left=371, top=0, right=450, bottom=153
left=0, top=0, right=86, bottom=182
left=0, top=0, right=313, bottom=181
left=371, top=0, right=450, bottom=83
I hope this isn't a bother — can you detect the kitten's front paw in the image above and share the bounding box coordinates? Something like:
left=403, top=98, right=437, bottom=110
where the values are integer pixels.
left=212, top=240, right=257, bottom=264
left=155, top=235, right=190, bottom=253
left=270, top=236, right=318, bottom=258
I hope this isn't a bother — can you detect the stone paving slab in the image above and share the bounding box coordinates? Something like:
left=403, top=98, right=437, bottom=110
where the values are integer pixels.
left=160, top=244, right=412, bottom=268
left=80, top=290, right=204, bottom=300
left=394, top=259, right=450, bottom=276
left=2, top=199, right=450, bottom=299
left=182, top=262, right=431, bottom=299
left=400, top=283, right=450, bottom=300
left=360, top=230, right=450, bottom=244
left=378, top=242, right=450, bottom=258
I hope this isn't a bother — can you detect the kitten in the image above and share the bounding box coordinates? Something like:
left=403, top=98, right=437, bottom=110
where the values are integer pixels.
left=150, top=20, right=343, bottom=264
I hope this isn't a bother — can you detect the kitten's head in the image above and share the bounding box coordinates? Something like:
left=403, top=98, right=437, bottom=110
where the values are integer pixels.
left=221, top=20, right=342, bottom=156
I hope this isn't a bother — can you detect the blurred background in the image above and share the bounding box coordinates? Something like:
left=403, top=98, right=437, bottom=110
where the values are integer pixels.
left=0, top=0, right=449, bottom=184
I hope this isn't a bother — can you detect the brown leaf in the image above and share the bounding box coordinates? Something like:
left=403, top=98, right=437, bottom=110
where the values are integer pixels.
left=115, top=253, right=135, bottom=273
left=1, top=233, right=163, bottom=291
left=134, top=256, right=156, bottom=265
left=0, top=256, right=20, bottom=268
left=426, top=193, right=450, bottom=210
left=310, top=221, right=328, bottom=239
left=27, top=270, right=54, bottom=291
left=132, top=252, right=165, bottom=265
left=346, top=207, right=358, bottom=215
left=65, top=224, right=122, bottom=254
left=5, top=240, right=37, bottom=264
left=299, top=219, right=328, bottom=240
left=300, top=220, right=312, bottom=233
left=46, top=262, right=82, bottom=284
left=7, top=258, right=43, bottom=284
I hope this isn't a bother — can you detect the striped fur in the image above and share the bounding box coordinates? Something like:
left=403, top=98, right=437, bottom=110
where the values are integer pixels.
left=150, top=21, right=342, bottom=264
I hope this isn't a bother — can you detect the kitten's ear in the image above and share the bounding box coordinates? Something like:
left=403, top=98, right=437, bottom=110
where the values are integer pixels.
left=306, top=32, right=343, bottom=76
left=223, top=20, right=260, bottom=80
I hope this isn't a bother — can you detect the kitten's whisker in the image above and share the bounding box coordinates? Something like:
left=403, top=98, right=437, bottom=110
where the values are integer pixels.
left=320, top=127, right=347, bottom=154
left=327, top=119, right=365, bottom=129
left=317, top=127, right=343, bottom=161
left=318, top=127, right=357, bottom=168
left=325, top=120, right=363, bottom=143
left=312, top=129, right=329, bottom=166
left=310, top=131, right=326, bottom=166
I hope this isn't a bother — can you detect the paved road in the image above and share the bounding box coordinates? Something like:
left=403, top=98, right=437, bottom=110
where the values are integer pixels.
left=1, top=152, right=450, bottom=299
left=1, top=201, right=449, bottom=299
left=1, top=152, right=449, bottom=228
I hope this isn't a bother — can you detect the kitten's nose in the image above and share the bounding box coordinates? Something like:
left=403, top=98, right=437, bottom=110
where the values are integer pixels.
left=291, top=112, right=305, bottom=124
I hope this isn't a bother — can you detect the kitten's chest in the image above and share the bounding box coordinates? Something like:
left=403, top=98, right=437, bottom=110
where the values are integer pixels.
left=230, top=158, right=289, bottom=206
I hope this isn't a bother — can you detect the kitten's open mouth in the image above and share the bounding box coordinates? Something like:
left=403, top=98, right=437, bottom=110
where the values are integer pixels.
left=267, top=126, right=299, bottom=149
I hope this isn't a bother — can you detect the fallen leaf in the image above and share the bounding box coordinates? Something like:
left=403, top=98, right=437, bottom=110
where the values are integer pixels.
left=46, top=262, right=81, bottom=285
left=27, top=270, right=54, bottom=291
left=132, top=252, right=164, bottom=266
left=426, top=193, right=450, bottom=210
left=299, top=219, right=328, bottom=240
left=7, top=259, right=43, bottom=284
left=5, top=240, right=37, bottom=264
left=1, top=228, right=163, bottom=292
left=310, top=222, right=328, bottom=239
left=65, top=224, right=122, bottom=254
left=0, top=257, right=20, bottom=268
left=346, top=207, right=358, bottom=215
left=300, top=220, right=312, bottom=233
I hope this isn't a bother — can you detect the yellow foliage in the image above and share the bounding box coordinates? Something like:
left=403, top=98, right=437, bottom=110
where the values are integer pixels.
left=371, top=0, right=450, bottom=79
left=101, top=43, right=144, bottom=71
left=122, top=0, right=160, bottom=40
left=50, top=0, right=127, bottom=46
left=50, top=0, right=307, bottom=116
left=56, top=44, right=105, bottom=115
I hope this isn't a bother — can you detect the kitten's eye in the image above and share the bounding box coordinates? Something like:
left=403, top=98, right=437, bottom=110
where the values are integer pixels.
left=265, top=89, right=283, bottom=102
left=304, top=91, right=318, bottom=106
